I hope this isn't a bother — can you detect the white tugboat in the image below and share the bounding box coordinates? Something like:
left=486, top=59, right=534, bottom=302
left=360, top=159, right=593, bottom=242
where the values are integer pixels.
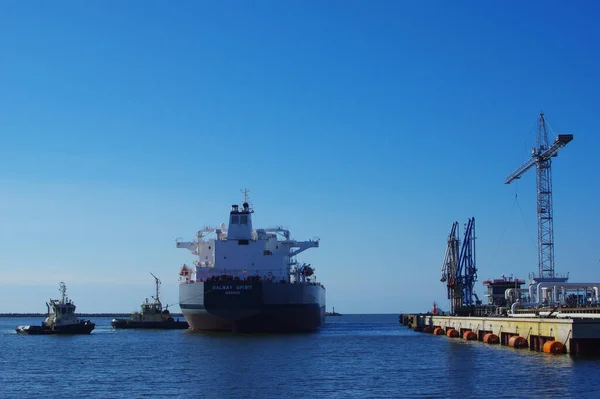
left=177, top=191, right=325, bottom=332
left=111, top=273, right=188, bottom=329
left=16, top=282, right=95, bottom=335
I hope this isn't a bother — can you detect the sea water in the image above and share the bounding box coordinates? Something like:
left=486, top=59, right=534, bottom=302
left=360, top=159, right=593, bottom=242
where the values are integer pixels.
left=1, top=314, right=599, bottom=398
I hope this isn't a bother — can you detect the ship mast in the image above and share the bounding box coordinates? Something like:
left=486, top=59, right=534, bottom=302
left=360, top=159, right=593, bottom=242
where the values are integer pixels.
left=150, top=273, right=161, bottom=303
left=241, top=188, right=253, bottom=212
left=59, top=282, right=67, bottom=304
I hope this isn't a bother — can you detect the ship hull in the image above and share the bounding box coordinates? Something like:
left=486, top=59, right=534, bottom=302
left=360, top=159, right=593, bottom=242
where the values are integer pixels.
left=111, top=319, right=189, bottom=329
left=16, top=321, right=95, bottom=335
left=179, top=281, right=325, bottom=333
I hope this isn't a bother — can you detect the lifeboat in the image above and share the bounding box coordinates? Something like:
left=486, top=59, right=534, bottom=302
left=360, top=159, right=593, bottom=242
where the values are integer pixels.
left=179, top=264, right=190, bottom=277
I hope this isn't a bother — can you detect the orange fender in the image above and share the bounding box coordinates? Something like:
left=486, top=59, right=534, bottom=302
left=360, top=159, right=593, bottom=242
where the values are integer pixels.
left=508, top=336, right=528, bottom=349
left=446, top=329, right=459, bottom=338
left=543, top=341, right=566, bottom=354
left=483, top=333, right=499, bottom=344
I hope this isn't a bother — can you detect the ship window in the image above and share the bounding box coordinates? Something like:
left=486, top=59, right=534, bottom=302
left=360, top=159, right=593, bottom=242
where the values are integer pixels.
left=241, top=215, right=248, bottom=224
left=231, top=215, right=240, bottom=224
left=238, top=239, right=249, bottom=245
left=208, top=246, right=211, bottom=249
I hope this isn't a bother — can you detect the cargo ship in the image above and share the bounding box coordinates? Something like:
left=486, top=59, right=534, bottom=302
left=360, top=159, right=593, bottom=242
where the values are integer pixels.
left=176, top=193, right=325, bottom=332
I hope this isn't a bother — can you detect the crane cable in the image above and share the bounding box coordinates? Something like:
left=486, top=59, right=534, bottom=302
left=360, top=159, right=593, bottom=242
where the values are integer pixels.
left=513, top=182, right=538, bottom=251
left=491, top=181, right=536, bottom=261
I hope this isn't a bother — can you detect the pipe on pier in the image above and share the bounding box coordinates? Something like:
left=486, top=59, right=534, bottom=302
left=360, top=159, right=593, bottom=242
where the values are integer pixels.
left=535, top=283, right=600, bottom=305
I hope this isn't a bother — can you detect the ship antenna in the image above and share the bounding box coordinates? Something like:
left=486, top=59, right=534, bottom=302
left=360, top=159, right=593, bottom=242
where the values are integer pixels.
left=241, top=188, right=253, bottom=212
left=150, top=273, right=161, bottom=303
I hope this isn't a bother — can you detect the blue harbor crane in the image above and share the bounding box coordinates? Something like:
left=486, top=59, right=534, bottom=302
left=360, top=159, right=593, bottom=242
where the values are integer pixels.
left=440, top=217, right=477, bottom=315
left=505, top=113, right=573, bottom=285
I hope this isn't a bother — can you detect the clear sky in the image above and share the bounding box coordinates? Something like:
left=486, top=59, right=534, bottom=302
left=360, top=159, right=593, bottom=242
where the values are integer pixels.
left=1, top=1, right=599, bottom=314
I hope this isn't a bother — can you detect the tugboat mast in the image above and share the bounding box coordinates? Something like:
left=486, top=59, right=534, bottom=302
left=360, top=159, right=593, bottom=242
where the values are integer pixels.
left=150, top=273, right=161, bottom=303
left=59, top=282, right=67, bottom=304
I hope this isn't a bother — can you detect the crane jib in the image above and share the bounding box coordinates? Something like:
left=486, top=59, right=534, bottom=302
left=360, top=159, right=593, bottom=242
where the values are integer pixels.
left=504, top=134, right=573, bottom=184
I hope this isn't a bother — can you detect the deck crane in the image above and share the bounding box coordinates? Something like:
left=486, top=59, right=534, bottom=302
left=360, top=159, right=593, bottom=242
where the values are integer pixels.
left=505, top=113, right=573, bottom=285
left=441, top=217, right=477, bottom=315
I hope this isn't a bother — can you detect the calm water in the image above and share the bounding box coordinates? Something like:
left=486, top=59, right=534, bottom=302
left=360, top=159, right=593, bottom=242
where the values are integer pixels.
left=1, top=314, right=600, bottom=398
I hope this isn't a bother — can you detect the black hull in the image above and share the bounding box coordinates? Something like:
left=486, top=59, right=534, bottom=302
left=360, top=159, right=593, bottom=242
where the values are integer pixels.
left=235, top=304, right=324, bottom=333
left=184, top=304, right=325, bottom=333
left=181, top=280, right=326, bottom=333
left=16, top=321, right=95, bottom=335
left=111, top=319, right=189, bottom=330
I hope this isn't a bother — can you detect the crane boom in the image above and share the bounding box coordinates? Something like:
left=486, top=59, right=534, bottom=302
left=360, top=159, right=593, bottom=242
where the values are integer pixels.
left=440, top=222, right=458, bottom=283
left=505, top=133, right=573, bottom=184
left=458, top=218, right=476, bottom=307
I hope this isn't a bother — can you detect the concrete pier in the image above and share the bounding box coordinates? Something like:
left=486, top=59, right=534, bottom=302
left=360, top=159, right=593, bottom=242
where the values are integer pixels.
left=400, top=313, right=600, bottom=355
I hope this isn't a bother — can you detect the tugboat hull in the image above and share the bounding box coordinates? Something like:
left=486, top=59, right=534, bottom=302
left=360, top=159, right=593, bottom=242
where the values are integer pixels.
left=16, top=321, right=95, bottom=335
left=111, top=319, right=189, bottom=329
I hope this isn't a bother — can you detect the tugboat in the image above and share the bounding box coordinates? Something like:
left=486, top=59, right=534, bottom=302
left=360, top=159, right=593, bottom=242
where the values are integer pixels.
left=16, top=282, right=95, bottom=335
left=111, top=273, right=189, bottom=329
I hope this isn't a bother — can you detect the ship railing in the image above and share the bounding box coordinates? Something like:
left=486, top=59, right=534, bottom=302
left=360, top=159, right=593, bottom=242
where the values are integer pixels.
left=191, top=268, right=285, bottom=282
left=180, top=267, right=324, bottom=286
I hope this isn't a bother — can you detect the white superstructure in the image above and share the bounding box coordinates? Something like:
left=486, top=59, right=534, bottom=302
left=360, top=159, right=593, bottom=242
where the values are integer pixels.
left=177, top=197, right=320, bottom=285
left=44, top=282, right=84, bottom=328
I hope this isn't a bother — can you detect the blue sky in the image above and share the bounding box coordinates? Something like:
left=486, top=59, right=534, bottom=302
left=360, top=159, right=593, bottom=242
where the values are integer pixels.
left=1, top=1, right=599, bottom=314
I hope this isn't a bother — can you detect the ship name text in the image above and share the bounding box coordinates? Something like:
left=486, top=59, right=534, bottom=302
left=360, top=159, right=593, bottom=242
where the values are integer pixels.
left=212, top=285, right=253, bottom=291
